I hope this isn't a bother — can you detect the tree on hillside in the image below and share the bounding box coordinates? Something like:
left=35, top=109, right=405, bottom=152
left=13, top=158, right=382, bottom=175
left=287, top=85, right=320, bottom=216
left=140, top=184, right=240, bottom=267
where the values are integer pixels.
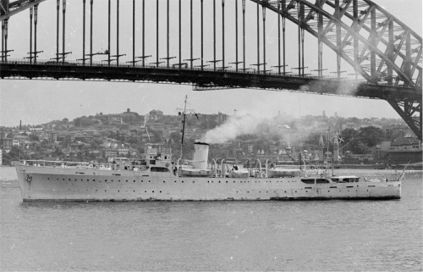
left=2, top=146, right=24, bottom=165
left=358, top=126, right=386, bottom=147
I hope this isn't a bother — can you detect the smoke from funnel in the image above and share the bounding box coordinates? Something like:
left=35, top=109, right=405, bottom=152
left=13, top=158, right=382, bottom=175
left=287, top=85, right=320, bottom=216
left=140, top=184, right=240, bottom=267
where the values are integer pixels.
left=301, top=79, right=364, bottom=96
left=202, top=114, right=265, bottom=144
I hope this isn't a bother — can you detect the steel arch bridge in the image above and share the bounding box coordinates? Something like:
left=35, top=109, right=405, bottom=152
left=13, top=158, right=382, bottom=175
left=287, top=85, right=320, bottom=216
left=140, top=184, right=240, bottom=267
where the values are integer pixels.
left=1, top=0, right=422, bottom=139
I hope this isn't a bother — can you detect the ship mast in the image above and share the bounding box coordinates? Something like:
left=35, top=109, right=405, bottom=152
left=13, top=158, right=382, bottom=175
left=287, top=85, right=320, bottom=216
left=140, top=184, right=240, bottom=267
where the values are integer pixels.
left=179, top=95, right=188, bottom=160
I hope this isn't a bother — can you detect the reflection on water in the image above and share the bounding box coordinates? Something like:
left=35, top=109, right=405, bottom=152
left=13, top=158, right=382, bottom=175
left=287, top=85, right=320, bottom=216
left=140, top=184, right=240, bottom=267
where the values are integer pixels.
left=1, top=168, right=422, bottom=271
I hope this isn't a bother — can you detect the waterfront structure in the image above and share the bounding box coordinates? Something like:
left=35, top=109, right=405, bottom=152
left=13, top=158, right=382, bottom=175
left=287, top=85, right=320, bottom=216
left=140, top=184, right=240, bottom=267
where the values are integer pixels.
left=380, top=137, right=423, bottom=164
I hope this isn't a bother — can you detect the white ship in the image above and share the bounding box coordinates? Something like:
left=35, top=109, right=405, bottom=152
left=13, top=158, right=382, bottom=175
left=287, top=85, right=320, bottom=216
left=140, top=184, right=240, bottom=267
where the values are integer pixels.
left=15, top=142, right=402, bottom=201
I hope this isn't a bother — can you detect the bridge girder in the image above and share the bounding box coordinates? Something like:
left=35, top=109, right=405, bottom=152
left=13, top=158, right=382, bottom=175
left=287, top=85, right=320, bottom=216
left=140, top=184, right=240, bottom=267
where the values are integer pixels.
left=0, top=0, right=46, bottom=21
left=388, top=98, right=422, bottom=141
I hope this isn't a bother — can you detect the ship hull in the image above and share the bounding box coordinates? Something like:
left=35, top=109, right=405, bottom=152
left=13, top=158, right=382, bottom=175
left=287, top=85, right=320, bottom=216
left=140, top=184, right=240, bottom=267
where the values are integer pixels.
left=16, top=166, right=401, bottom=201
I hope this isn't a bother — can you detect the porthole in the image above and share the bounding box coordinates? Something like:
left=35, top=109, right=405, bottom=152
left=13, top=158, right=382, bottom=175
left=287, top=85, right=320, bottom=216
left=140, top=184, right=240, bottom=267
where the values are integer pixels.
left=159, top=190, right=162, bottom=193
left=182, top=180, right=184, bottom=183
left=163, top=180, right=166, bottom=183
left=152, top=190, right=154, bottom=193
left=175, top=180, right=177, bottom=183
left=47, top=177, right=50, bottom=180
left=133, top=180, right=136, bottom=183
left=192, top=180, right=195, bottom=183
left=118, top=190, right=120, bottom=192
left=133, top=190, right=135, bottom=192
left=218, top=181, right=221, bottom=183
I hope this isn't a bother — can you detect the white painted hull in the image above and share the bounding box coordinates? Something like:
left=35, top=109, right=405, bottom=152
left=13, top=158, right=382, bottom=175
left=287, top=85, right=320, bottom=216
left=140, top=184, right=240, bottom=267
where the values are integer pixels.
left=16, top=165, right=401, bottom=201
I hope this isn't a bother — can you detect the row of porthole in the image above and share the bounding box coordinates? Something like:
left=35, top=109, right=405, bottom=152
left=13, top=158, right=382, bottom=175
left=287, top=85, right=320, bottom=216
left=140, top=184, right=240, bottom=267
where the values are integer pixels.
left=47, top=178, right=286, bottom=184
left=86, top=189, right=372, bottom=194
left=46, top=177, right=298, bottom=184
left=47, top=178, right=343, bottom=189
left=92, top=189, right=164, bottom=193
left=89, top=189, right=287, bottom=194
left=206, top=180, right=289, bottom=184
left=47, top=177, right=155, bottom=183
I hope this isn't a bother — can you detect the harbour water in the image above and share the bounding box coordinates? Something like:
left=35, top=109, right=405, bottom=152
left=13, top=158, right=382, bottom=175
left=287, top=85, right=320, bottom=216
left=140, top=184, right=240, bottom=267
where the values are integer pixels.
left=1, top=167, right=422, bottom=271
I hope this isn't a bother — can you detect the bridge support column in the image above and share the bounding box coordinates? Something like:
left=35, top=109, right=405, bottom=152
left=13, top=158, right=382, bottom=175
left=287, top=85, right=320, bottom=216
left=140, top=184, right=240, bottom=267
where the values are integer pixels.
left=116, top=0, right=119, bottom=65
left=56, top=0, right=60, bottom=62
left=62, top=0, right=66, bottom=64
left=1, top=20, right=3, bottom=61
left=82, top=0, right=86, bottom=65
left=335, top=0, right=341, bottom=78
left=2, top=18, right=7, bottom=62
left=33, top=4, right=38, bottom=63
left=89, top=0, right=93, bottom=65
left=29, top=7, right=33, bottom=63
left=242, top=0, right=245, bottom=71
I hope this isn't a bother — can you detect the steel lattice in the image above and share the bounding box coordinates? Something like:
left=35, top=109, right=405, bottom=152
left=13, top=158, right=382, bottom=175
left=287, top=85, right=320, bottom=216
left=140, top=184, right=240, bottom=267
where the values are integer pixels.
left=1, top=0, right=422, bottom=139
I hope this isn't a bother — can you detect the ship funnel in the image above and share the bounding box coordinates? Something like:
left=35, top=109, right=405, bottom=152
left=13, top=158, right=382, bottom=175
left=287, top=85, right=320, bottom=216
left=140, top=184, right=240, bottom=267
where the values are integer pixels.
left=193, top=142, right=209, bottom=169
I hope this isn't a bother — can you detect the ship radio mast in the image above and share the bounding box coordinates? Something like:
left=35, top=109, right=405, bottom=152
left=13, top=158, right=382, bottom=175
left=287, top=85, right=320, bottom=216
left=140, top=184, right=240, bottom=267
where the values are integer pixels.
left=178, top=95, right=199, bottom=160
left=179, top=95, right=188, bottom=160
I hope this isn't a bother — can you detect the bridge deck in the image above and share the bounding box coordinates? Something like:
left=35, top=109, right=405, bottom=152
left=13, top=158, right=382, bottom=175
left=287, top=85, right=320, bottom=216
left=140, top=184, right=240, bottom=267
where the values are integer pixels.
left=0, top=61, right=419, bottom=101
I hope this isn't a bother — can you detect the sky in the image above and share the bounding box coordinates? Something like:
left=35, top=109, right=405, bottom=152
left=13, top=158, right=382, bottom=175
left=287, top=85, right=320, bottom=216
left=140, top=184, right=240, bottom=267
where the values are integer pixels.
left=0, top=0, right=422, bottom=127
